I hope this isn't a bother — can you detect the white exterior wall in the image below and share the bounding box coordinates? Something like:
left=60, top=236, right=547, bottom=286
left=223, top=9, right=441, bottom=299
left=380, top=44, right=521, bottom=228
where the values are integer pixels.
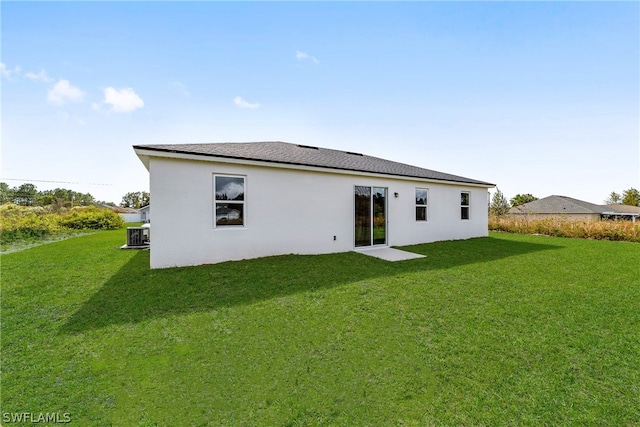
left=149, top=156, right=489, bottom=268
left=119, top=213, right=142, bottom=222
left=139, top=206, right=150, bottom=222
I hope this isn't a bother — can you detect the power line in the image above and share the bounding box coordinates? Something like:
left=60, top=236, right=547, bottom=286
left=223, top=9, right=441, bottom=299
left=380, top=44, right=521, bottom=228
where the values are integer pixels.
left=1, top=178, right=114, bottom=186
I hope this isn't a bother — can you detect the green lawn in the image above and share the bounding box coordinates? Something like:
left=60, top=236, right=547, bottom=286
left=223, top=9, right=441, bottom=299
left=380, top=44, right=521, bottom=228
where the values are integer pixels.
left=2, top=230, right=639, bottom=426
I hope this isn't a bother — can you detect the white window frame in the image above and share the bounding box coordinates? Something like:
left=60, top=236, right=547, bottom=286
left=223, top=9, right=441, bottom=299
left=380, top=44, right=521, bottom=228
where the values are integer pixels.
left=416, top=188, right=428, bottom=221
left=461, top=191, right=470, bottom=220
left=213, top=174, right=246, bottom=228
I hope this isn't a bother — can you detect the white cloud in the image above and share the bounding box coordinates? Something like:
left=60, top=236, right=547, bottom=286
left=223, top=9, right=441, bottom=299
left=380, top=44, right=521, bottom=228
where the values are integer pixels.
left=47, top=79, right=85, bottom=105
left=295, top=51, right=319, bottom=64
left=25, top=69, right=53, bottom=82
left=1, top=62, right=21, bottom=79
left=233, top=96, right=260, bottom=109
left=103, top=87, right=144, bottom=113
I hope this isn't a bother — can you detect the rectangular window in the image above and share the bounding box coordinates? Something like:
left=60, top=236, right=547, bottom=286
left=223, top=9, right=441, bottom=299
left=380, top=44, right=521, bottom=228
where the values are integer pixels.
left=214, top=175, right=245, bottom=227
left=416, top=188, right=428, bottom=221
left=461, top=192, right=470, bottom=220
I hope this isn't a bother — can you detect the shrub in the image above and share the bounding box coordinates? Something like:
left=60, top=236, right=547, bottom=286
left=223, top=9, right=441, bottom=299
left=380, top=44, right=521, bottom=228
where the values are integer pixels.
left=1, top=204, right=124, bottom=245
left=58, top=206, right=124, bottom=230
left=489, top=216, right=640, bottom=243
left=0, top=204, right=62, bottom=244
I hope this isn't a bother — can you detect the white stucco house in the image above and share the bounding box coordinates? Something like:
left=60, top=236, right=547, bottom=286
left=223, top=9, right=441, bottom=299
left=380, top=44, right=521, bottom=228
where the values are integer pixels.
left=133, top=141, right=494, bottom=269
left=114, top=206, right=142, bottom=223
left=139, top=205, right=150, bottom=223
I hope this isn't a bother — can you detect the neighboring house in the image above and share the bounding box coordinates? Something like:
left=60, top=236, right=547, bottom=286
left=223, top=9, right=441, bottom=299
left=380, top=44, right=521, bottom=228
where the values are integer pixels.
left=602, top=204, right=640, bottom=222
left=509, top=195, right=640, bottom=222
left=110, top=205, right=143, bottom=222
left=139, top=205, right=150, bottom=223
left=133, top=141, right=494, bottom=268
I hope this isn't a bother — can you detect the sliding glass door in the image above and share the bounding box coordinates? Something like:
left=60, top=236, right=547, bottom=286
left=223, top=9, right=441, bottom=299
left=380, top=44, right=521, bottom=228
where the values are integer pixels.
left=354, top=186, right=387, bottom=247
left=372, top=187, right=387, bottom=245
left=355, top=186, right=372, bottom=247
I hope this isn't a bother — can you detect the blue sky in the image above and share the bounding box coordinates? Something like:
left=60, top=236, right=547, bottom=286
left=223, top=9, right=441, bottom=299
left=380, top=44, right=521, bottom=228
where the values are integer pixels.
left=2, top=1, right=638, bottom=205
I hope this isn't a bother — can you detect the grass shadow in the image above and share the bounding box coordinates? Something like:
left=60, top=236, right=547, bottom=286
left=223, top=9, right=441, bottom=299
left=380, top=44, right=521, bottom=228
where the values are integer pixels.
left=61, top=236, right=560, bottom=333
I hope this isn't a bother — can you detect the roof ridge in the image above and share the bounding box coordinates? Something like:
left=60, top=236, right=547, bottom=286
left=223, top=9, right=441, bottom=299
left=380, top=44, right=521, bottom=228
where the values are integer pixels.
left=509, top=194, right=607, bottom=214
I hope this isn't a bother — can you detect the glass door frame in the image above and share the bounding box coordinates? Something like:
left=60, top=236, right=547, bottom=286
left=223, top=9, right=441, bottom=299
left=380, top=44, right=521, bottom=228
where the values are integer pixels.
left=354, top=185, right=388, bottom=248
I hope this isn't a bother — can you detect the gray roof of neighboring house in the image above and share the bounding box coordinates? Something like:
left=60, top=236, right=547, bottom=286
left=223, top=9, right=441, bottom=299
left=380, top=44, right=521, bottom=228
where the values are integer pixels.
left=105, top=205, right=139, bottom=214
left=133, top=141, right=494, bottom=186
left=509, top=195, right=608, bottom=215
left=603, top=204, right=640, bottom=214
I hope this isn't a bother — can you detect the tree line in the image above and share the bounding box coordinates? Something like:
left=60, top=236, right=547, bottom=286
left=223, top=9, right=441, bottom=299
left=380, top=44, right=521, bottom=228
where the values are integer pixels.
left=604, top=189, right=640, bottom=207
left=0, top=182, right=150, bottom=209
left=489, top=191, right=536, bottom=216
left=0, top=183, right=96, bottom=208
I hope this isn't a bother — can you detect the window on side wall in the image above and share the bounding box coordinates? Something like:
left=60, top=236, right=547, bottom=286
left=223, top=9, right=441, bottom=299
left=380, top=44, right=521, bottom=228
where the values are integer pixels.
left=214, top=175, right=245, bottom=227
left=416, top=188, right=428, bottom=221
left=461, top=191, right=470, bottom=220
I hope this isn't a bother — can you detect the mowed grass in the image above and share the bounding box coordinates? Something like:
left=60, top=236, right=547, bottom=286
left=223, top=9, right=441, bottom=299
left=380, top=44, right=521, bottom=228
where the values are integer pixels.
left=2, top=230, right=639, bottom=426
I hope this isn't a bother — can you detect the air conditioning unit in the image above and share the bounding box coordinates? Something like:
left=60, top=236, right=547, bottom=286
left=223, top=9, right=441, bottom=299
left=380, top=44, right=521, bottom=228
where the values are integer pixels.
left=127, top=227, right=149, bottom=247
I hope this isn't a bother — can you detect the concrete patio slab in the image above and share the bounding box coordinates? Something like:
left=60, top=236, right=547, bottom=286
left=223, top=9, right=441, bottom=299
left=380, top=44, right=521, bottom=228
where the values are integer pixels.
left=354, top=247, right=426, bottom=262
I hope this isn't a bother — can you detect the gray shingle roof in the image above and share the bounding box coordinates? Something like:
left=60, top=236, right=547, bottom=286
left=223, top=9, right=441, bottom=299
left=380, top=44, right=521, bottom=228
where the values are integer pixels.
left=603, top=204, right=640, bottom=214
left=509, top=195, right=608, bottom=215
left=134, top=141, right=494, bottom=186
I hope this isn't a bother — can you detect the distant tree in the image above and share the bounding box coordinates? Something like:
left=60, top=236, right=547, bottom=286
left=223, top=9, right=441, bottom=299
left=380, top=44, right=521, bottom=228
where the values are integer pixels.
left=33, top=188, right=95, bottom=207
left=490, top=188, right=510, bottom=216
left=35, top=194, right=57, bottom=206
left=605, top=191, right=622, bottom=205
left=0, top=182, right=14, bottom=204
left=510, top=193, right=538, bottom=207
left=14, top=183, right=37, bottom=206
left=121, top=191, right=150, bottom=209
left=121, top=192, right=136, bottom=208
left=622, top=188, right=640, bottom=207
left=74, top=192, right=95, bottom=206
